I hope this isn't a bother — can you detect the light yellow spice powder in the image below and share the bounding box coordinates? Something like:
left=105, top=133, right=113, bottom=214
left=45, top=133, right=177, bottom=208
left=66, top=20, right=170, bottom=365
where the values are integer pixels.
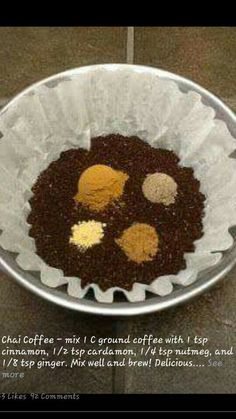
left=69, top=220, right=106, bottom=251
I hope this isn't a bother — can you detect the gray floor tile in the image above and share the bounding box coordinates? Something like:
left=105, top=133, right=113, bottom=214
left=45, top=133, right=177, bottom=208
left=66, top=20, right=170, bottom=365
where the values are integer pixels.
left=135, top=27, right=236, bottom=99
left=0, top=27, right=127, bottom=97
left=0, top=273, right=114, bottom=393
left=113, top=269, right=236, bottom=393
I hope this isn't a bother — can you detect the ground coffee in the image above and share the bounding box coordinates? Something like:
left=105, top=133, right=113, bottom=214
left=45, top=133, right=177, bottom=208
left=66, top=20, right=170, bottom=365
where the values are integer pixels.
left=28, top=135, right=205, bottom=292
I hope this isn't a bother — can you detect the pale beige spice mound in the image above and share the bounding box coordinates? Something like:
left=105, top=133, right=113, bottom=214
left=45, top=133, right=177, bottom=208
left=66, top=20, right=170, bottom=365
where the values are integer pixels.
left=142, top=172, right=177, bottom=205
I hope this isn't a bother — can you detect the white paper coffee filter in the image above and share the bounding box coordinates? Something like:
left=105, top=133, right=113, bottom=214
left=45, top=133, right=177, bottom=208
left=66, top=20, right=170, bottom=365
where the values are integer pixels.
left=0, top=66, right=236, bottom=303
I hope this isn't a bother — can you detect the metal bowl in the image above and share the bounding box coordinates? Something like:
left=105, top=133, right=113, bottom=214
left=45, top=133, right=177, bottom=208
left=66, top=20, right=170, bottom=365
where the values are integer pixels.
left=1, top=64, right=236, bottom=316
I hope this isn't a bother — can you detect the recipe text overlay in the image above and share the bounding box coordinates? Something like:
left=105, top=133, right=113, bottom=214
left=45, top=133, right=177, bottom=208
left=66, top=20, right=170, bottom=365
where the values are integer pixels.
left=0, top=334, right=234, bottom=379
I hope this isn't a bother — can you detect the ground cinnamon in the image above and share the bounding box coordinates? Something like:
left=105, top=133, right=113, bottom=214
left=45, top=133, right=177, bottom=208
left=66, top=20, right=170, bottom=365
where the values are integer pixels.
left=74, top=164, right=129, bottom=212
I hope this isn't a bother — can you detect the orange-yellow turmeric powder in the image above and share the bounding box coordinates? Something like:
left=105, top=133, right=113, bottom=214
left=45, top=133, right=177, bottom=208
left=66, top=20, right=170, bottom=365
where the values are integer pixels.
left=74, top=164, right=129, bottom=212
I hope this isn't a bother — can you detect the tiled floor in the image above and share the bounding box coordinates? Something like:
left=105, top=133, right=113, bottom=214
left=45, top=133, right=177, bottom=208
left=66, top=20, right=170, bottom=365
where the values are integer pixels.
left=0, top=27, right=236, bottom=394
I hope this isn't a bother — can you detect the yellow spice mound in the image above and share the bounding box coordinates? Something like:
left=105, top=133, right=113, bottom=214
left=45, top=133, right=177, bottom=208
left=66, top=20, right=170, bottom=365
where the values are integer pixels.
left=115, top=223, right=159, bottom=264
left=69, top=220, right=106, bottom=251
left=74, top=164, right=129, bottom=212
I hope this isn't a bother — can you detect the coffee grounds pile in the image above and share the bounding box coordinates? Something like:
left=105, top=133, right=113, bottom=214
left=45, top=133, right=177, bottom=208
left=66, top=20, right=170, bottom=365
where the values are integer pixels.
left=27, top=134, right=205, bottom=292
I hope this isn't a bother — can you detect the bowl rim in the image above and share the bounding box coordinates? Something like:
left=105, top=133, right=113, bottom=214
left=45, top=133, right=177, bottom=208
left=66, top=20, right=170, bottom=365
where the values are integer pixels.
left=1, top=63, right=236, bottom=316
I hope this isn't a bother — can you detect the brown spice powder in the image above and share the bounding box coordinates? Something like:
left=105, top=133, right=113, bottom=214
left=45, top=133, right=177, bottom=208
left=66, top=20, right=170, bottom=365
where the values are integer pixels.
left=27, top=134, right=205, bottom=292
left=115, top=223, right=159, bottom=263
